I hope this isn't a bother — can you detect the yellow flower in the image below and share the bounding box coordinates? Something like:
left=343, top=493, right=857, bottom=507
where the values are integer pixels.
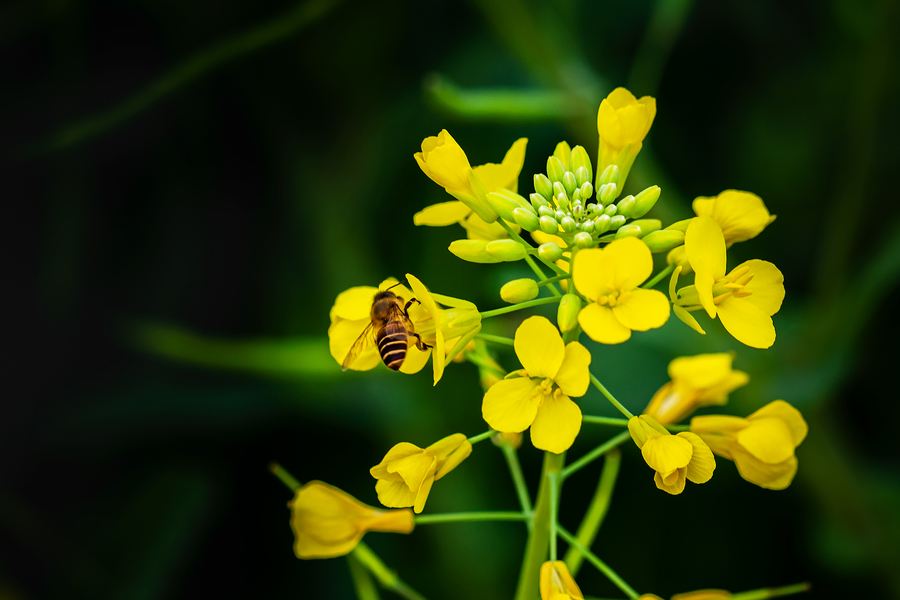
left=289, top=481, right=414, bottom=559
left=596, top=87, right=656, bottom=188
left=481, top=316, right=591, bottom=453
left=370, top=433, right=472, bottom=513
left=675, top=217, right=784, bottom=348
left=328, top=275, right=481, bottom=384
left=638, top=596, right=664, bottom=600
left=415, top=131, right=527, bottom=222
left=597, top=87, right=656, bottom=151
left=628, top=415, right=715, bottom=495
left=693, top=190, right=775, bottom=246
left=573, top=237, right=670, bottom=344
left=644, top=353, right=749, bottom=424
left=691, top=400, right=807, bottom=490
left=540, top=561, right=584, bottom=600
left=672, top=590, right=732, bottom=600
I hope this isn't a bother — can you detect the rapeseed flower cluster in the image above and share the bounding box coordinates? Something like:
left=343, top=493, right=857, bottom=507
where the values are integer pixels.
left=275, top=87, right=809, bottom=600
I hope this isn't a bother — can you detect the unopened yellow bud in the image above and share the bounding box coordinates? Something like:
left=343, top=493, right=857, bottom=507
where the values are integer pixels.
left=534, top=173, right=554, bottom=200
left=547, top=156, right=566, bottom=183
left=557, top=293, right=582, bottom=332
left=486, top=189, right=531, bottom=222
left=553, top=141, right=572, bottom=170
left=486, top=239, right=527, bottom=261
left=643, top=229, right=685, bottom=252
left=501, top=278, right=539, bottom=303
left=513, top=207, right=540, bottom=231
left=630, top=185, right=661, bottom=218
left=539, top=215, right=560, bottom=234
left=616, top=219, right=661, bottom=239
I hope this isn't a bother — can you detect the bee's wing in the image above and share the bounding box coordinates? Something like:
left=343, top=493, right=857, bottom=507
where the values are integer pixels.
left=342, top=321, right=377, bottom=371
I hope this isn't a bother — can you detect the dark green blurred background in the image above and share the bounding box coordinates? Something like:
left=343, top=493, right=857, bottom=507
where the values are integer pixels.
left=5, top=0, right=900, bottom=598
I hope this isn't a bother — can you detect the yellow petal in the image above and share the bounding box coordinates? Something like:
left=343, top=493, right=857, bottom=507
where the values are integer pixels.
left=690, top=415, right=748, bottom=435
left=693, top=189, right=774, bottom=245
left=540, top=560, right=584, bottom=600
left=685, top=217, right=726, bottom=318
left=748, top=400, right=807, bottom=445
left=427, top=433, right=473, bottom=479
left=612, top=288, right=670, bottom=331
left=331, top=286, right=378, bottom=321
left=416, top=129, right=471, bottom=191
left=413, top=201, right=471, bottom=226
left=641, top=434, right=693, bottom=476
left=328, top=318, right=381, bottom=371
left=462, top=212, right=511, bottom=240
left=605, top=237, right=653, bottom=290
left=386, top=452, right=436, bottom=495
left=654, top=467, right=687, bottom=494
left=482, top=377, right=542, bottom=432
left=398, top=345, right=431, bottom=375
left=736, top=418, right=795, bottom=464
left=531, top=230, right=568, bottom=248
left=374, top=478, right=418, bottom=510
left=678, top=432, right=716, bottom=484
left=669, top=353, right=734, bottom=388
left=472, top=138, right=528, bottom=193
left=572, top=247, right=613, bottom=300
left=717, top=296, right=776, bottom=349
left=515, top=316, right=565, bottom=378
left=731, top=446, right=798, bottom=490
left=370, top=442, right=423, bottom=480
left=738, top=259, right=785, bottom=316
left=553, top=342, right=592, bottom=397
left=578, top=303, right=631, bottom=344
left=405, top=273, right=447, bottom=384
left=530, top=392, right=582, bottom=453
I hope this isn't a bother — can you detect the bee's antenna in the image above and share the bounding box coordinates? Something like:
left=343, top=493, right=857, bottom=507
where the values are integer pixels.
left=384, top=281, right=402, bottom=292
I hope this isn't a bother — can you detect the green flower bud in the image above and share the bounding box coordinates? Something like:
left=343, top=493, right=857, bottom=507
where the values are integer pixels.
left=553, top=141, right=572, bottom=170
left=598, top=164, right=620, bottom=187
left=599, top=182, right=618, bottom=205
left=579, top=219, right=593, bottom=232
left=552, top=181, right=566, bottom=198
left=554, top=210, right=565, bottom=221
left=486, top=189, right=530, bottom=222
left=530, top=192, right=549, bottom=210
left=666, top=218, right=693, bottom=232
left=609, top=215, right=626, bottom=229
left=547, top=156, right=566, bottom=182
left=538, top=205, right=555, bottom=217
left=571, top=189, right=582, bottom=203
left=539, top=215, right=560, bottom=234
left=533, top=173, right=554, bottom=200
left=513, top=207, right=540, bottom=231
left=572, top=203, right=584, bottom=219
left=616, top=194, right=636, bottom=217
left=538, top=242, right=563, bottom=262
left=630, top=185, right=661, bottom=218
left=555, top=195, right=569, bottom=211
left=448, top=239, right=493, bottom=263
left=603, top=203, right=618, bottom=216
left=557, top=293, right=582, bottom=333
left=561, top=215, right=576, bottom=232
left=573, top=231, right=593, bottom=248
left=486, top=239, right=527, bottom=261
left=500, top=278, right=539, bottom=303
left=630, top=218, right=661, bottom=235
left=570, top=146, right=592, bottom=182
left=580, top=181, right=593, bottom=200
left=562, top=171, right=578, bottom=197
left=594, top=214, right=611, bottom=233
left=642, top=229, right=685, bottom=252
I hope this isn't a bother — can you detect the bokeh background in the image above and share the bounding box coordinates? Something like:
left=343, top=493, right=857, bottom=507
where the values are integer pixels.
left=5, top=0, right=900, bottom=598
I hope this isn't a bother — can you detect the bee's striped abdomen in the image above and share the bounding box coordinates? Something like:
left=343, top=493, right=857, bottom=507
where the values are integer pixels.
left=376, top=321, right=408, bottom=371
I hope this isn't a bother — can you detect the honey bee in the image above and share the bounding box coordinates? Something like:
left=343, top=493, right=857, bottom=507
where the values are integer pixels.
left=342, top=285, right=431, bottom=371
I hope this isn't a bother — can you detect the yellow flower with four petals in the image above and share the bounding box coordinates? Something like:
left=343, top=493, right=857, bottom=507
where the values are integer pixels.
left=628, top=414, right=716, bottom=495
left=573, top=237, right=670, bottom=344
left=481, top=316, right=591, bottom=453
left=370, top=433, right=472, bottom=513
left=691, top=400, right=807, bottom=490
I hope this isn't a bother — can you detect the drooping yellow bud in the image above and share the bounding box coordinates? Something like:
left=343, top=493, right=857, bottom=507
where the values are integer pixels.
left=540, top=561, right=584, bottom=600
left=290, top=481, right=414, bottom=559
left=501, top=278, right=540, bottom=303
left=596, top=87, right=656, bottom=191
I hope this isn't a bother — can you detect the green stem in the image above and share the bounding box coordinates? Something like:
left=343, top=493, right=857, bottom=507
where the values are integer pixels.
left=537, top=273, right=571, bottom=286
left=731, top=582, right=811, bottom=600
left=562, top=431, right=630, bottom=480
left=525, top=254, right=562, bottom=297
left=353, top=543, right=427, bottom=600
left=564, top=449, right=621, bottom=576
left=475, top=333, right=515, bottom=346
left=501, top=444, right=534, bottom=520
left=549, top=472, right=560, bottom=561
left=558, top=527, right=638, bottom=599
left=514, top=452, right=566, bottom=600
left=590, top=374, right=634, bottom=418
left=467, top=430, right=494, bottom=445
left=642, top=264, right=675, bottom=289
left=443, top=327, right=481, bottom=364
left=582, top=416, right=630, bottom=427
left=269, top=462, right=301, bottom=491
left=479, top=296, right=559, bottom=319
left=414, top=511, right=527, bottom=525
left=348, top=554, right=381, bottom=600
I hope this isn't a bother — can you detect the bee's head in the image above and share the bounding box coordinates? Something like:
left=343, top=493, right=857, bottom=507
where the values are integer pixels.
left=373, top=290, right=398, bottom=302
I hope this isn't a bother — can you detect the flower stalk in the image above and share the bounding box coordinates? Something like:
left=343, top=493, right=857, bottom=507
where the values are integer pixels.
left=564, top=447, right=621, bottom=576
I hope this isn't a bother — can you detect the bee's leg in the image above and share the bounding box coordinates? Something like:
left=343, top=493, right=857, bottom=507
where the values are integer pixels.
left=403, top=297, right=421, bottom=317
left=410, top=332, right=432, bottom=351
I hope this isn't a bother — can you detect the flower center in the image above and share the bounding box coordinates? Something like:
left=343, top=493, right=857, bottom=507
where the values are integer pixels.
left=713, top=266, right=754, bottom=304
left=597, top=290, right=624, bottom=307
